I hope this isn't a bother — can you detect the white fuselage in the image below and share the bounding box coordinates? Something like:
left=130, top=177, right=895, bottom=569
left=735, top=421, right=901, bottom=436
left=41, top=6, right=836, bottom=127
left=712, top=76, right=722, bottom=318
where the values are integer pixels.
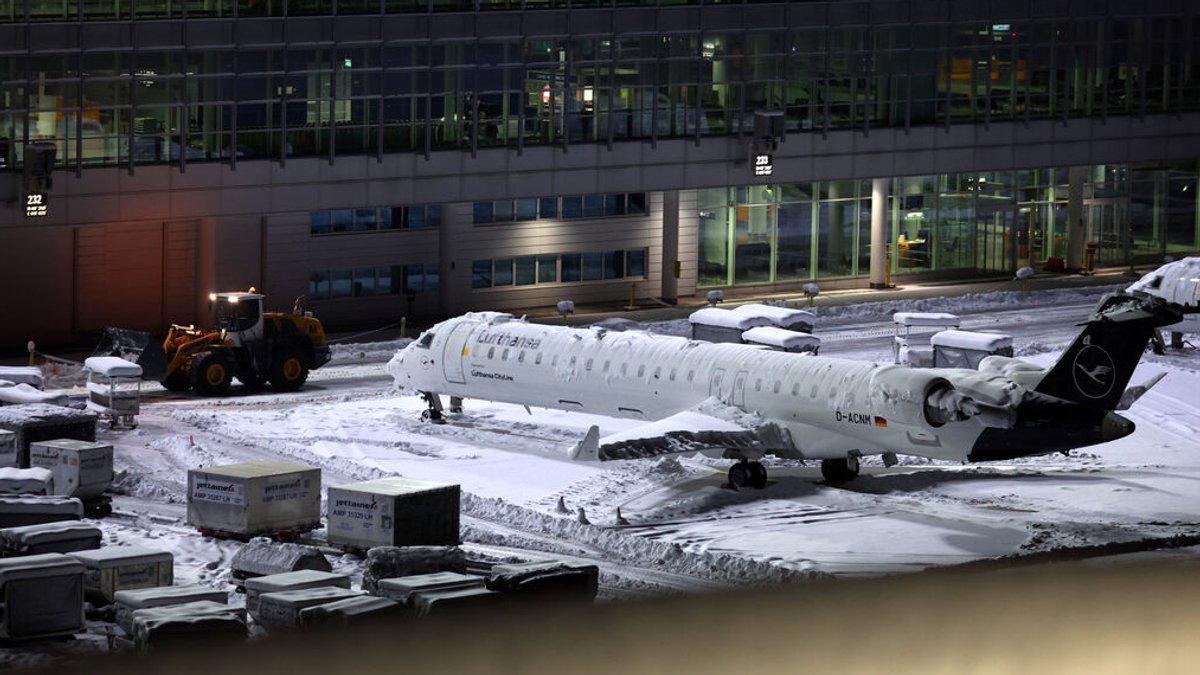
left=389, top=313, right=995, bottom=463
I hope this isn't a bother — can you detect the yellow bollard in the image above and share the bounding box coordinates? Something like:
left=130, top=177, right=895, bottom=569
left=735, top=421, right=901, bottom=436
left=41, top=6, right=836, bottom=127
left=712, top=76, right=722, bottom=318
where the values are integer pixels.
left=26, top=341, right=35, bottom=367
left=400, top=317, right=407, bottom=339
left=628, top=283, right=636, bottom=308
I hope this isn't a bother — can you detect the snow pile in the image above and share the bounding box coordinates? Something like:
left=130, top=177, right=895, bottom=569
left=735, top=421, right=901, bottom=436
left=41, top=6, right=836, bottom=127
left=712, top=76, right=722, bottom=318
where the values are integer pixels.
left=330, top=338, right=411, bottom=365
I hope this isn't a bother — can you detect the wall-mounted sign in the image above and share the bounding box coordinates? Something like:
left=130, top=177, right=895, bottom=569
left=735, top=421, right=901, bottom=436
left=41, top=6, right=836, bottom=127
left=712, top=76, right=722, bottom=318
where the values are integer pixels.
left=24, top=193, right=48, bottom=217
left=753, top=153, right=773, bottom=177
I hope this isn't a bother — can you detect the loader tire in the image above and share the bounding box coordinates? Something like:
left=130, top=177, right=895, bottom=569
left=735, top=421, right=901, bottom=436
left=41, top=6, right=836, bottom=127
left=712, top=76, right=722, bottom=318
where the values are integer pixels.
left=191, top=352, right=233, bottom=396
left=162, top=372, right=191, bottom=392
left=270, top=351, right=309, bottom=392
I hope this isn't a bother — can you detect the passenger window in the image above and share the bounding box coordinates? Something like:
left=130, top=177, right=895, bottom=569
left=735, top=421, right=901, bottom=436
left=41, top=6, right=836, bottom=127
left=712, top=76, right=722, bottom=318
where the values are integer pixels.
left=792, top=384, right=800, bottom=396
left=654, top=367, right=661, bottom=379
left=669, top=369, right=677, bottom=381
left=810, top=384, right=818, bottom=398
left=569, top=356, right=577, bottom=369
left=502, top=348, right=510, bottom=360
left=638, top=365, right=645, bottom=377
left=518, top=351, right=525, bottom=363
left=773, top=381, right=781, bottom=394
left=488, top=347, right=495, bottom=359
left=535, top=353, right=543, bottom=365
left=620, top=363, right=628, bottom=376
left=687, top=370, right=694, bottom=382
left=585, top=358, right=593, bottom=371
left=603, top=361, right=610, bottom=373
left=755, top=379, right=762, bottom=392
left=552, top=355, right=559, bottom=367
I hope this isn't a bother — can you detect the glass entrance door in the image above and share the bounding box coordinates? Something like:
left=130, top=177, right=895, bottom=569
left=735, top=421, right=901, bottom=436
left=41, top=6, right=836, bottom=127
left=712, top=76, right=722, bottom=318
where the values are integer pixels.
left=1087, top=200, right=1130, bottom=267
left=975, top=206, right=1018, bottom=273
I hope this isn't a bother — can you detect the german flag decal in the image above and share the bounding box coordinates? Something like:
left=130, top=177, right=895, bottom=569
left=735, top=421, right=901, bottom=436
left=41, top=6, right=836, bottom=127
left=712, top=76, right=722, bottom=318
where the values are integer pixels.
left=873, top=416, right=888, bottom=428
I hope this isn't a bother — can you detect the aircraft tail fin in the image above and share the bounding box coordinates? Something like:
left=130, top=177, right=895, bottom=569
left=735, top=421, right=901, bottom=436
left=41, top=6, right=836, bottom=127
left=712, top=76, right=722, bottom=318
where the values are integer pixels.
left=569, top=425, right=601, bottom=462
left=1034, top=293, right=1181, bottom=410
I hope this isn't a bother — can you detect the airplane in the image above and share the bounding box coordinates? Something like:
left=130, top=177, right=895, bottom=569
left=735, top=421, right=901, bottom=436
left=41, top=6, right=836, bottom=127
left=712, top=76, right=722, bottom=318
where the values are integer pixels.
left=387, top=285, right=1192, bottom=489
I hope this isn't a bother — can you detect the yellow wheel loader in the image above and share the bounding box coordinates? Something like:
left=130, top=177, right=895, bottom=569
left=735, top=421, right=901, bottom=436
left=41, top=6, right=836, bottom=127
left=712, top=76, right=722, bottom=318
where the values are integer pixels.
left=97, top=291, right=331, bottom=396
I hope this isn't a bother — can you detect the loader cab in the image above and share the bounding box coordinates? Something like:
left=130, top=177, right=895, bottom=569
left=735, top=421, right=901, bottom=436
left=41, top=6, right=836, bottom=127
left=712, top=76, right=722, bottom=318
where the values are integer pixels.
left=210, top=292, right=265, bottom=346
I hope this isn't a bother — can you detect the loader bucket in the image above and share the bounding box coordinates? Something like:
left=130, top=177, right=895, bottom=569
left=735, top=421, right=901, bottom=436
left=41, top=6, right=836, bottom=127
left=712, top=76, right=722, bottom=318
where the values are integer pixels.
left=93, top=327, right=168, bottom=380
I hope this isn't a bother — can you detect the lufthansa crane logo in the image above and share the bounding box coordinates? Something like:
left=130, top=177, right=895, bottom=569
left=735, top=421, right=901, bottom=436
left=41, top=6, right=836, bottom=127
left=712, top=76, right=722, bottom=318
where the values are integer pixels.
left=1072, top=338, right=1116, bottom=400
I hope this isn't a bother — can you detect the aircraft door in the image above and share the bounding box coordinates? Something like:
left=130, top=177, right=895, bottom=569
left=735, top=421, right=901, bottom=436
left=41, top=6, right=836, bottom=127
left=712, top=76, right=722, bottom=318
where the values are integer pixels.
left=731, top=370, right=748, bottom=407
left=441, top=322, right=472, bottom=384
left=709, top=368, right=726, bottom=400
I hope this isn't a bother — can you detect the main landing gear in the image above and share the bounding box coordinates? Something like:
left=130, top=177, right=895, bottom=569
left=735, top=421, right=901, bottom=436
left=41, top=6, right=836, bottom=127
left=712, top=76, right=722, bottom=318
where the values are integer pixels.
left=820, top=455, right=861, bottom=483
left=728, top=459, right=768, bottom=490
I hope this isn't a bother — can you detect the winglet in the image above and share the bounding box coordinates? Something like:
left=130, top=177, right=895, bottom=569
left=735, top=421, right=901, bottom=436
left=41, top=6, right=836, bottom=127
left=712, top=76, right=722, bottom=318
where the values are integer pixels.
left=569, top=425, right=601, bottom=462
left=1115, top=371, right=1167, bottom=411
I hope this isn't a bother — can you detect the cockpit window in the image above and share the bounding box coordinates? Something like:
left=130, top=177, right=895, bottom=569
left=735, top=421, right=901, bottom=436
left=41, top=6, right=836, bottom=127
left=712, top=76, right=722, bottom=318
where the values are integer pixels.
left=417, top=332, right=434, bottom=348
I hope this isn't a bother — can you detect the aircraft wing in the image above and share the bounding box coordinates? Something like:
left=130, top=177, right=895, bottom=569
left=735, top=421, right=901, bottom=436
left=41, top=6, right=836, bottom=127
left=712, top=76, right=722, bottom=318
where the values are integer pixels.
left=568, top=402, right=795, bottom=462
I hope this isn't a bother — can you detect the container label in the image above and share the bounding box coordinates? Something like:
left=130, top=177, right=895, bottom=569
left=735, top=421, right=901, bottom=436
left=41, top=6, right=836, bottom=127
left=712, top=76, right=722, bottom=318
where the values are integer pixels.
left=262, top=476, right=311, bottom=503
left=192, top=478, right=246, bottom=505
left=330, top=494, right=391, bottom=532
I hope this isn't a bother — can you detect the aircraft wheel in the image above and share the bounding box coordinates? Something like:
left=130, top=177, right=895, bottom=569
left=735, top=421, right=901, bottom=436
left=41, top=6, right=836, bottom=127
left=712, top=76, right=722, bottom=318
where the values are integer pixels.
left=191, top=353, right=233, bottom=396
left=420, top=409, right=445, bottom=424
left=728, top=462, right=750, bottom=488
left=820, top=456, right=861, bottom=483
left=747, top=461, right=768, bottom=489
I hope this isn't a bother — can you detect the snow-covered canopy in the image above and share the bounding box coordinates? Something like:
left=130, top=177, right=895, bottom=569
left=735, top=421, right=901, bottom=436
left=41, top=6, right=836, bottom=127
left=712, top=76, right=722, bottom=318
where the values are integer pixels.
left=688, top=307, right=774, bottom=329
left=83, top=356, right=143, bottom=378
left=741, top=326, right=820, bottom=349
left=893, top=311, right=961, bottom=327
left=931, top=329, right=1013, bottom=351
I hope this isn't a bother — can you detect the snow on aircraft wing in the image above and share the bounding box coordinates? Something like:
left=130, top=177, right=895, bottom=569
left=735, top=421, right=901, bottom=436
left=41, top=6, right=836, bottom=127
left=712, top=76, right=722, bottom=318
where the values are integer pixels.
left=568, top=402, right=795, bottom=462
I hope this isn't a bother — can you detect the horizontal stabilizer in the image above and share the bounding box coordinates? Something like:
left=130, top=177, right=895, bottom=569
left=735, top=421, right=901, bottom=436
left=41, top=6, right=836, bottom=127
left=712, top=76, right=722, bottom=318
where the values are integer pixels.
left=1115, top=371, right=1167, bottom=411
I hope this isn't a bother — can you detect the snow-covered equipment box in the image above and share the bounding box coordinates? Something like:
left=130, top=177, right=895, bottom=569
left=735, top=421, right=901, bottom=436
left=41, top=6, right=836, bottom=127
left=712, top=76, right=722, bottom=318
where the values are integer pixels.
left=297, top=595, right=404, bottom=630
left=486, top=561, right=599, bottom=604
left=1127, top=256, right=1200, bottom=340
left=0, top=404, right=96, bottom=468
left=730, top=303, right=816, bottom=333
left=0, top=553, right=85, bottom=640
left=373, top=571, right=485, bottom=606
left=0, top=430, right=15, bottom=468
left=893, top=312, right=961, bottom=366
left=930, top=330, right=1014, bottom=369
left=83, top=356, right=142, bottom=429
left=360, top=545, right=467, bottom=593
left=0, top=496, right=83, bottom=529
left=253, top=586, right=362, bottom=631
left=229, top=538, right=331, bottom=588
left=688, top=307, right=773, bottom=343
left=186, top=461, right=321, bottom=538
left=411, top=586, right=503, bottom=618
left=327, top=477, right=461, bottom=550
left=28, top=438, right=113, bottom=499
left=0, top=367, right=44, bottom=391
left=0, top=521, right=101, bottom=557
left=741, top=326, right=821, bottom=354
left=114, top=584, right=230, bottom=635
left=0, top=467, right=53, bottom=495
left=67, top=545, right=174, bottom=603
left=131, top=601, right=247, bottom=652
left=243, top=569, right=352, bottom=618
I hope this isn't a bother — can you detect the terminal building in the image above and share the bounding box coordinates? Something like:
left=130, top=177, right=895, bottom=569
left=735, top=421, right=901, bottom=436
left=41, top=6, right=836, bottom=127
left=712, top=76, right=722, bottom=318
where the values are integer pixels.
left=2, top=1, right=1199, bottom=346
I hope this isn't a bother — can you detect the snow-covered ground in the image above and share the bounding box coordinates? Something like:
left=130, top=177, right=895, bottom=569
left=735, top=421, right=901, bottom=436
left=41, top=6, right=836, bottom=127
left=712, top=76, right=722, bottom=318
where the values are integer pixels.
left=5, top=283, right=1200, bottom=664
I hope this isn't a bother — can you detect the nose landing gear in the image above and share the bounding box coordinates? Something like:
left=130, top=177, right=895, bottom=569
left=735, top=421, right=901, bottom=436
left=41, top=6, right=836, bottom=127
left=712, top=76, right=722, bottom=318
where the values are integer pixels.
left=419, top=391, right=446, bottom=424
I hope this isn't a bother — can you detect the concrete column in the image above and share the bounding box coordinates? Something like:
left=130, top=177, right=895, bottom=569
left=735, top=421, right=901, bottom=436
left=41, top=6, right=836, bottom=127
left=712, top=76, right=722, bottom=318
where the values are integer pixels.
left=1066, top=167, right=1087, bottom=271
left=869, top=177, right=889, bottom=289
left=196, top=217, right=218, bottom=322
left=661, top=190, right=680, bottom=304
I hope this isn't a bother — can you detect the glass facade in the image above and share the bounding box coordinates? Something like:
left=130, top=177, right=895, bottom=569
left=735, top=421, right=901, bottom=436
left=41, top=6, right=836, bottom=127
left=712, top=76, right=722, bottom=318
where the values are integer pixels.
left=2, top=10, right=1198, bottom=171
left=697, top=164, right=1200, bottom=288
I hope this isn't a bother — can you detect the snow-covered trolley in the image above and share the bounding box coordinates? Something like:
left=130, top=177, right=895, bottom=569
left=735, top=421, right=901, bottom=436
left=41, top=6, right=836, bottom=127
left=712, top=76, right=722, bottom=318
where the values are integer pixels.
left=930, top=330, right=1014, bottom=369
left=741, top=326, right=821, bottom=354
left=892, top=312, right=961, bottom=366
left=688, top=307, right=773, bottom=343
left=83, top=356, right=143, bottom=429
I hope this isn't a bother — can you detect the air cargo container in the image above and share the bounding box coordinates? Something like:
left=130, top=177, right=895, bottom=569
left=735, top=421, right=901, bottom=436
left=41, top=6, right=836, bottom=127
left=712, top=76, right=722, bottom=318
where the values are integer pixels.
left=740, top=326, right=821, bottom=354
left=243, top=569, right=352, bottom=618
left=0, top=430, right=15, bottom=468
left=0, top=553, right=84, bottom=640
left=186, top=461, right=321, bottom=538
left=68, top=546, right=174, bottom=603
left=411, top=586, right=503, bottom=618
left=0, top=521, right=101, bottom=557
left=0, top=496, right=83, bottom=529
left=297, top=595, right=404, bottom=630
left=114, top=585, right=230, bottom=635
left=28, top=439, right=113, bottom=499
left=374, top=572, right=485, bottom=606
left=254, top=586, right=362, bottom=630
left=326, top=477, right=460, bottom=550
left=487, top=561, right=599, bottom=604
left=730, top=303, right=816, bottom=333
left=229, top=538, right=331, bottom=589
left=0, top=467, right=53, bottom=495
left=0, top=404, right=96, bottom=468
left=131, top=602, right=247, bottom=652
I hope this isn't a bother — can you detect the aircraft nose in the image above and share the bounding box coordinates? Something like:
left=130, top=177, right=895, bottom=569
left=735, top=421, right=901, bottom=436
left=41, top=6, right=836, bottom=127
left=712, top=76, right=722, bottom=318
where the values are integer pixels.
left=1100, top=413, right=1135, bottom=442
